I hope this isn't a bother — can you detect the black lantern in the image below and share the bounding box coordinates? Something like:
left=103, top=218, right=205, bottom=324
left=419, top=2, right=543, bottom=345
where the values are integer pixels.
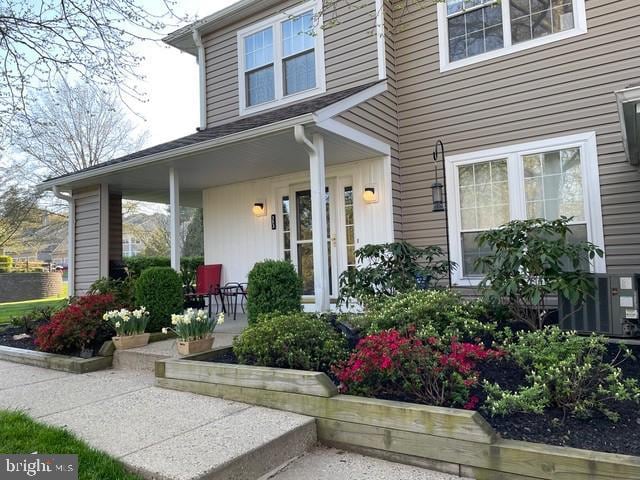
left=432, top=140, right=446, bottom=212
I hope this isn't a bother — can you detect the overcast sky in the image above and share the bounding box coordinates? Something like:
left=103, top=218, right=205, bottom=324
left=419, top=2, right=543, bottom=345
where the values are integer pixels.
left=132, top=0, right=238, bottom=146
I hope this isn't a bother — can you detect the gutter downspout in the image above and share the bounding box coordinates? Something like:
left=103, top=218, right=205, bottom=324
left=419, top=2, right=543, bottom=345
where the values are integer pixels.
left=193, top=28, right=207, bottom=131
left=53, top=187, right=74, bottom=297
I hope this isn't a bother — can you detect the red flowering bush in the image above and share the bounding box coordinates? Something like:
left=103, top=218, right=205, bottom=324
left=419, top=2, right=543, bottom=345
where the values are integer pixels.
left=332, top=329, right=503, bottom=409
left=35, top=294, right=118, bottom=354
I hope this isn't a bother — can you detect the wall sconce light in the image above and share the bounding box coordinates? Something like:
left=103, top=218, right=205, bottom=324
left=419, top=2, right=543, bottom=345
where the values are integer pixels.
left=432, top=140, right=446, bottom=212
left=252, top=202, right=266, bottom=217
left=363, top=186, right=378, bottom=203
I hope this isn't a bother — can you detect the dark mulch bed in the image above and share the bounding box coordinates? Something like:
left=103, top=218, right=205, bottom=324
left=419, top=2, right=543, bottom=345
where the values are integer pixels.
left=478, top=343, right=640, bottom=456
left=0, top=324, right=41, bottom=351
left=205, top=342, right=640, bottom=456
left=0, top=322, right=110, bottom=358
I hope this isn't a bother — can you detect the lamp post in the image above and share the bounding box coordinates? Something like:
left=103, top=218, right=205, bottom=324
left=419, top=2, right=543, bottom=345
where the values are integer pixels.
left=432, top=140, right=452, bottom=286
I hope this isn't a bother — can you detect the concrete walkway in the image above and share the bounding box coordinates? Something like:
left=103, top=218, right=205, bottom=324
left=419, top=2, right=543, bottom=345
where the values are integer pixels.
left=0, top=360, right=466, bottom=480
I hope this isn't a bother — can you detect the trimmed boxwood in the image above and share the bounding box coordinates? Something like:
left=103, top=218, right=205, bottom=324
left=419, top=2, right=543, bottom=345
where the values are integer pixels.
left=233, top=313, right=348, bottom=372
left=246, top=260, right=302, bottom=324
left=134, top=267, right=183, bottom=331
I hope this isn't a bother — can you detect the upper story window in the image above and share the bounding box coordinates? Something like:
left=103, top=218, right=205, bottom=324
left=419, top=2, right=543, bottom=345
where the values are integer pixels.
left=438, top=0, right=587, bottom=71
left=445, top=132, right=606, bottom=285
left=238, top=1, right=325, bottom=115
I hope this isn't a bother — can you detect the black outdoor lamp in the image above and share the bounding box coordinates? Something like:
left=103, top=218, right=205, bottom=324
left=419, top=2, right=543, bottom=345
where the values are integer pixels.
left=431, top=140, right=446, bottom=212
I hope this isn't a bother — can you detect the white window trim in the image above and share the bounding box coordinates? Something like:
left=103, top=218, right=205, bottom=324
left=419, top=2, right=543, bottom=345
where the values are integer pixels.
left=437, top=0, right=588, bottom=72
left=237, top=0, right=326, bottom=116
left=445, top=131, right=606, bottom=287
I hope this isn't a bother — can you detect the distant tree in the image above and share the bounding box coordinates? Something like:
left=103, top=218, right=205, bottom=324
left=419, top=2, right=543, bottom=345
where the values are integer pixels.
left=0, top=186, right=39, bottom=248
left=11, top=82, right=146, bottom=181
left=183, top=209, right=204, bottom=257
left=0, top=0, right=188, bottom=140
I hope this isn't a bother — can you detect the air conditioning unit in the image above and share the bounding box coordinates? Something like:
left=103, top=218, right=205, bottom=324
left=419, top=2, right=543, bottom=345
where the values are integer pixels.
left=559, top=274, right=640, bottom=337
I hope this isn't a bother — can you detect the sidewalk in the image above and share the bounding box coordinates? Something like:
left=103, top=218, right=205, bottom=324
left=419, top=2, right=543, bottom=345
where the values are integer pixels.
left=0, top=360, right=466, bottom=480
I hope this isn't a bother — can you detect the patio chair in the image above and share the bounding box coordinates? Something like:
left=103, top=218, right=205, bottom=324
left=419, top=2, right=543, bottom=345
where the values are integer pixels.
left=184, top=264, right=223, bottom=319
left=219, top=282, right=246, bottom=321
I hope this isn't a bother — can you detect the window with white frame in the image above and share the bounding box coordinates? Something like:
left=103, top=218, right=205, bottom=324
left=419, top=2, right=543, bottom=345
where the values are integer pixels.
left=439, top=0, right=587, bottom=70
left=445, top=132, right=605, bottom=284
left=239, top=1, right=324, bottom=114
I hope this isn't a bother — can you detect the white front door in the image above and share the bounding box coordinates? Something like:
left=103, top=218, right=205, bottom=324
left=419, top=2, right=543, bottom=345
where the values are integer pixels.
left=278, top=178, right=355, bottom=298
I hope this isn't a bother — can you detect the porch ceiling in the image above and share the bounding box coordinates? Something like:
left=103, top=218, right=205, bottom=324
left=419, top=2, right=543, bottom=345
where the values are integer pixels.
left=50, top=126, right=381, bottom=208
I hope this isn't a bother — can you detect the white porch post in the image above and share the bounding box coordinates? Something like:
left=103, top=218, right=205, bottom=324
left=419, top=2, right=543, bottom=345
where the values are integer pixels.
left=169, top=167, right=181, bottom=271
left=310, top=134, right=330, bottom=312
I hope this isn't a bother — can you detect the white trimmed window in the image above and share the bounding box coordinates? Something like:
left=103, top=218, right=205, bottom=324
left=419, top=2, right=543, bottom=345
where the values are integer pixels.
left=437, top=0, right=587, bottom=71
left=238, top=0, right=325, bottom=115
left=445, top=132, right=606, bottom=285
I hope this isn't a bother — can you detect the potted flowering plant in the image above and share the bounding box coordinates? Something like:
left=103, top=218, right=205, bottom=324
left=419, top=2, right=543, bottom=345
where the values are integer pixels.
left=103, top=307, right=151, bottom=350
left=162, top=309, right=223, bottom=355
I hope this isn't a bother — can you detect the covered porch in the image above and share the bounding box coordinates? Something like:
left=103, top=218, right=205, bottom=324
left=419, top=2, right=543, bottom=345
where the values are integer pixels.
left=40, top=85, right=394, bottom=311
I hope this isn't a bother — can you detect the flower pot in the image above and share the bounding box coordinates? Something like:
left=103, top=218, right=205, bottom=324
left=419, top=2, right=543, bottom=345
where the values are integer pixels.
left=112, top=333, right=150, bottom=350
left=177, top=336, right=214, bottom=356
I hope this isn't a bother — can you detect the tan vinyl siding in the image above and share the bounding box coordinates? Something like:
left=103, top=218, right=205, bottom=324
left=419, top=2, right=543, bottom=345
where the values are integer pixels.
left=393, top=0, right=640, bottom=273
left=339, top=89, right=402, bottom=239
left=203, top=0, right=379, bottom=127
left=73, top=186, right=101, bottom=295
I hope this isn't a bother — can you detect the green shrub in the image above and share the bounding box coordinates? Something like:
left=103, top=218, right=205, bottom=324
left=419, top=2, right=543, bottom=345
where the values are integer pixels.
left=0, top=255, right=13, bottom=273
left=89, top=277, right=136, bottom=308
left=337, top=241, right=452, bottom=308
left=353, top=289, right=497, bottom=342
left=246, top=260, right=302, bottom=324
left=134, top=267, right=183, bottom=331
left=233, top=313, right=348, bottom=372
left=10, top=304, right=66, bottom=334
left=123, top=256, right=204, bottom=281
left=123, top=256, right=170, bottom=277
left=475, top=217, right=603, bottom=330
left=483, top=327, right=640, bottom=421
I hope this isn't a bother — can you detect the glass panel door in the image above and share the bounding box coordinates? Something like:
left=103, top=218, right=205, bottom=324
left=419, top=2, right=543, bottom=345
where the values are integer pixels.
left=285, top=185, right=337, bottom=296
left=295, top=189, right=315, bottom=295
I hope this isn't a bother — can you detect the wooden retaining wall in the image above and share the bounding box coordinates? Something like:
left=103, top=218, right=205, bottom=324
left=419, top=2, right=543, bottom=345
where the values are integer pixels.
left=155, top=349, right=640, bottom=480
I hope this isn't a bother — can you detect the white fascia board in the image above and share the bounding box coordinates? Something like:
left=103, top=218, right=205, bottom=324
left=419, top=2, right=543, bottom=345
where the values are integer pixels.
left=316, top=118, right=390, bottom=156
left=313, top=81, right=388, bottom=123
left=37, top=113, right=315, bottom=191
left=375, top=0, right=386, bottom=80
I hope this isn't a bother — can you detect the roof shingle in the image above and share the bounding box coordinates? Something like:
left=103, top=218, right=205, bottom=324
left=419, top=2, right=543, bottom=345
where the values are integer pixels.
left=46, top=82, right=381, bottom=182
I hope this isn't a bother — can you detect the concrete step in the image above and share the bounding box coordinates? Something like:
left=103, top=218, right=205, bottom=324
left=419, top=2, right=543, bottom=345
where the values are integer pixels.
left=263, top=446, right=469, bottom=480
left=113, top=335, right=241, bottom=372
left=121, top=402, right=317, bottom=480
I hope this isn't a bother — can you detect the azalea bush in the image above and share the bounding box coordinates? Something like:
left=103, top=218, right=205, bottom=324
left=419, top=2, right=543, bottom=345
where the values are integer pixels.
left=34, top=294, right=119, bottom=354
left=89, top=277, right=136, bottom=308
left=103, top=307, right=150, bottom=337
left=163, top=309, right=223, bottom=341
left=233, top=313, right=348, bottom=372
left=483, top=327, right=640, bottom=421
left=333, top=329, right=503, bottom=409
left=352, top=289, right=497, bottom=342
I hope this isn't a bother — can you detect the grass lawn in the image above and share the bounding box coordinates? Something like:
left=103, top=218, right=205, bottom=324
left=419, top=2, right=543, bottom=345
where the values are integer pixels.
left=0, top=411, right=141, bottom=480
left=0, top=284, right=68, bottom=324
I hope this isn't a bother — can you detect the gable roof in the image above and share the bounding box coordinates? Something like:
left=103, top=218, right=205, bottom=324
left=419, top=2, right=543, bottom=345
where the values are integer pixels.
left=44, top=81, right=382, bottom=184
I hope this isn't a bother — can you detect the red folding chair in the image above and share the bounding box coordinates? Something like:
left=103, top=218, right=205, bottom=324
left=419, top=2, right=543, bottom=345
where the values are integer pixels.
left=185, top=264, right=223, bottom=319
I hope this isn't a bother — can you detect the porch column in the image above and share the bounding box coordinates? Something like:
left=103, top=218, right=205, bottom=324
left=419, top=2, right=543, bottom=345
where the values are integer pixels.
left=310, top=134, right=330, bottom=312
left=169, top=167, right=181, bottom=271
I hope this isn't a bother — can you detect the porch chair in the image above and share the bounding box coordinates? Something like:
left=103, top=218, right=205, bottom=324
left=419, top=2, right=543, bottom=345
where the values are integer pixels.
left=184, top=264, right=224, bottom=319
